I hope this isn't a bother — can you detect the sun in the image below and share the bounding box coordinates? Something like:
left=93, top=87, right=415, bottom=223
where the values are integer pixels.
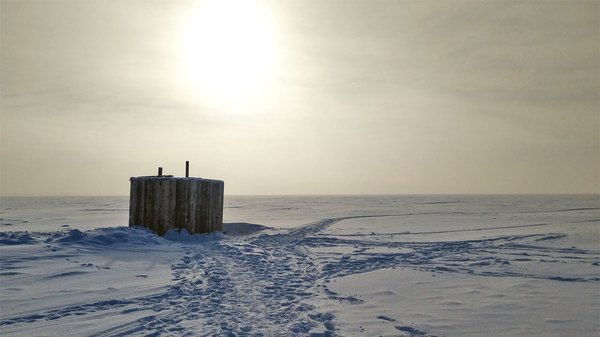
left=178, top=0, right=276, bottom=105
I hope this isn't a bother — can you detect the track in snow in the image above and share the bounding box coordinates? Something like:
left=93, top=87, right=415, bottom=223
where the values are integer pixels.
left=2, top=214, right=597, bottom=337
left=86, top=217, right=346, bottom=337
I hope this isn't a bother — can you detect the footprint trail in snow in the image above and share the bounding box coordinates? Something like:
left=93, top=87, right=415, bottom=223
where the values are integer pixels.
left=95, top=218, right=345, bottom=336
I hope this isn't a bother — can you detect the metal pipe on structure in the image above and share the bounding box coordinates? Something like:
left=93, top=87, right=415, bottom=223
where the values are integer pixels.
left=186, top=161, right=189, bottom=178
left=158, top=167, right=163, bottom=176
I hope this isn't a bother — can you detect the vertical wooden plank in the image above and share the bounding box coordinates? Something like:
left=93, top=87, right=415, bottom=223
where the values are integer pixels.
left=168, top=178, right=176, bottom=233
left=202, top=180, right=210, bottom=233
left=205, top=181, right=211, bottom=233
left=162, top=178, right=169, bottom=235
left=210, top=181, right=218, bottom=232
left=134, top=178, right=141, bottom=228
left=182, top=179, right=189, bottom=233
left=216, top=181, right=224, bottom=231
left=138, top=178, right=146, bottom=228
left=185, top=178, right=191, bottom=233
left=146, top=178, right=153, bottom=233
left=141, top=178, right=148, bottom=229
left=154, top=179, right=161, bottom=234
left=195, top=179, right=203, bottom=234
left=140, top=178, right=147, bottom=229
left=142, top=178, right=148, bottom=230
left=207, top=180, right=213, bottom=233
left=165, top=178, right=173, bottom=235
left=188, top=178, right=197, bottom=234
left=175, top=179, right=184, bottom=233
left=213, top=181, right=219, bottom=231
left=150, top=178, right=159, bottom=234
left=156, top=179, right=162, bottom=235
left=197, top=180, right=203, bottom=234
left=183, top=179, right=191, bottom=233
left=155, top=179, right=162, bottom=235
left=206, top=181, right=212, bottom=233
left=129, top=179, right=138, bottom=227
left=159, top=179, right=170, bottom=235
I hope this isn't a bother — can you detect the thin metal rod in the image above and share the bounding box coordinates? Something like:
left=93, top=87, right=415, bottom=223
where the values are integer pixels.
left=185, top=161, right=189, bottom=178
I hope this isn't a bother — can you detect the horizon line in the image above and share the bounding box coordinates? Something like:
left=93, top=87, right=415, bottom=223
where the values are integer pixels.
left=1, top=192, right=598, bottom=198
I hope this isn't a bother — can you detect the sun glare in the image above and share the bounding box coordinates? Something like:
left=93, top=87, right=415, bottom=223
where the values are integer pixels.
left=179, top=0, right=276, bottom=105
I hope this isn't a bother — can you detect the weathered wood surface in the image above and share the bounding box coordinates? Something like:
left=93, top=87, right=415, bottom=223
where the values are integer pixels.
left=129, top=177, right=224, bottom=235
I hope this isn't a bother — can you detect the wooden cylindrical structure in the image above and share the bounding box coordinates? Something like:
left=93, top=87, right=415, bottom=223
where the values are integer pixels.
left=129, top=176, right=224, bottom=235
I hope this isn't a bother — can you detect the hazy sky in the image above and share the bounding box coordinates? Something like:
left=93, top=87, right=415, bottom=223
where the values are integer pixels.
left=1, top=0, right=598, bottom=195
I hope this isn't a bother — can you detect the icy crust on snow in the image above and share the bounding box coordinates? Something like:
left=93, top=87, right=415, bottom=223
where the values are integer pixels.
left=163, top=228, right=226, bottom=242
left=0, top=232, right=36, bottom=245
left=0, top=224, right=269, bottom=246
left=222, top=222, right=274, bottom=236
left=0, top=227, right=169, bottom=246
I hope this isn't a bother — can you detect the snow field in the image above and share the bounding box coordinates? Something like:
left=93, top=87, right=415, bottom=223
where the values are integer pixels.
left=1, top=195, right=598, bottom=336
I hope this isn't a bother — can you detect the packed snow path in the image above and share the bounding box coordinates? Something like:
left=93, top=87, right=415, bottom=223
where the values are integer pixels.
left=84, top=219, right=345, bottom=336
left=1, top=212, right=598, bottom=336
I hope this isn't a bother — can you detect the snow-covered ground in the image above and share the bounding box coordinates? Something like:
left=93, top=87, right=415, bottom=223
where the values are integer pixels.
left=1, top=195, right=598, bottom=336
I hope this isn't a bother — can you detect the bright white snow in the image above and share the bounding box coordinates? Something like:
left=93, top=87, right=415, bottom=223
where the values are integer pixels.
left=1, top=195, right=599, bottom=336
